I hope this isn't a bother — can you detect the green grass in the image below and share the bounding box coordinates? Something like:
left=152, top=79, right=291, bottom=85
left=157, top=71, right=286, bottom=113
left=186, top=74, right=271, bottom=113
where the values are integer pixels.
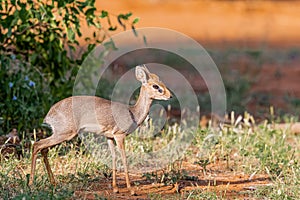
left=0, top=113, right=299, bottom=199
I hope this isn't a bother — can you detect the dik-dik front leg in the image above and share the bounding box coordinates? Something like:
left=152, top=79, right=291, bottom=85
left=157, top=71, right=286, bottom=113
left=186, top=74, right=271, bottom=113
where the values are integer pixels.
left=107, top=138, right=118, bottom=193
left=114, top=135, right=135, bottom=195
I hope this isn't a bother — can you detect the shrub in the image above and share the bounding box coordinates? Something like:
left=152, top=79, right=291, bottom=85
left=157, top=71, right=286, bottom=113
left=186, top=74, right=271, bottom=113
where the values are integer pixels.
left=0, top=0, right=137, bottom=134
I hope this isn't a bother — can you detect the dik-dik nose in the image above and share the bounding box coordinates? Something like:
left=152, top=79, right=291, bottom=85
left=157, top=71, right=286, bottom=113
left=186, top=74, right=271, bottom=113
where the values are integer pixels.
left=167, top=90, right=173, bottom=99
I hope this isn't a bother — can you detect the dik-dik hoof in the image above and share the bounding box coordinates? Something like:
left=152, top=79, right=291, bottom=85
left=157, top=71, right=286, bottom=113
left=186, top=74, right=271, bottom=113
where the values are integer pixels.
left=130, top=190, right=136, bottom=196
left=28, top=180, right=33, bottom=186
left=113, top=187, right=119, bottom=193
left=28, top=175, right=35, bottom=186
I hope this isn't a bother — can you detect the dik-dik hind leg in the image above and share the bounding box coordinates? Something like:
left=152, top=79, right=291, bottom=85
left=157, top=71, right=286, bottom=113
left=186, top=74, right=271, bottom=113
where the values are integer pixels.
left=107, top=138, right=118, bottom=193
left=41, top=148, right=55, bottom=184
left=114, top=135, right=135, bottom=195
left=29, top=132, right=77, bottom=185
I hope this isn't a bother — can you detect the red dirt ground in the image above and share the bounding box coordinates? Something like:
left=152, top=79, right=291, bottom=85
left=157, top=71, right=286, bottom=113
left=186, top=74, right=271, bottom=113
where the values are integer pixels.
left=74, top=160, right=271, bottom=199
left=72, top=1, right=299, bottom=198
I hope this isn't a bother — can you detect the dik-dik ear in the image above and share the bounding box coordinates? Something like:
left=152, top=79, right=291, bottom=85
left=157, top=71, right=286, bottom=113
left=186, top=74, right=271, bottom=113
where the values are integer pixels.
left=135, top=65, right=148, bottom=84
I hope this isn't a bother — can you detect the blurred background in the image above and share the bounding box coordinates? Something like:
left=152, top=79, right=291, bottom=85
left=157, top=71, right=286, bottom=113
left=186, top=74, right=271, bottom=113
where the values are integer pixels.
left=1, top=0, right=300, bottom=134
left=95, top=0, right=300, bottom=119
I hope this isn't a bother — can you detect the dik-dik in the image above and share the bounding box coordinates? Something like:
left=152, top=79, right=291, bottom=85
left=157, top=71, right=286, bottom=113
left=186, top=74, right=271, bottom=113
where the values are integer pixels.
left=29, top=65, right=172, bottom=195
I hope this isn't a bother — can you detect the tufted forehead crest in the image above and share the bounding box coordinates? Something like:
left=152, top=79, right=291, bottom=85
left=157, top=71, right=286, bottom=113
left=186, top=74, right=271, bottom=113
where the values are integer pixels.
left=148, top=73, right=159, bottom=81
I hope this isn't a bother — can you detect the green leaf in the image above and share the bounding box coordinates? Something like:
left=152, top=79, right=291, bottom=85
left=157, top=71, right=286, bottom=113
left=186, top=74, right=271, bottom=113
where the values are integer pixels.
left=85, top=8, right=96, bottom=17
left=100, top=10, right=108, bottom=18
left=7, top=27, right=12, bottom=37
left=4, top=0, right=8, bottom=10
left=58, top=1, right=65, bottom=8
left=66, top=0, right=75, bottom=3
left=108, top=26, right=117, bottom=31
left=118, top=12, right=132, bottom=20
left=87, top=43, right=96, bottom=52
left=2, top=15, right=14, bottom=29
left=77, top=28, right=82, bottom=37
left=49, top=33, right=55, bottom=42
left=76, top=0, right=88, bottom=8
left=118, top=14, right=125, bottom=19
left=11, top=0, right=16, bottom=6
left=132, top=17, right=139, bottom=24
left=19, top=7, right=29, bottom=21
left=70, top=7, right=79, bottom=15
left=124, top=12, right=132, bottom=18
left=67, top=28, right=75, bottom=41
left=19, top=2, right=27, bottom=9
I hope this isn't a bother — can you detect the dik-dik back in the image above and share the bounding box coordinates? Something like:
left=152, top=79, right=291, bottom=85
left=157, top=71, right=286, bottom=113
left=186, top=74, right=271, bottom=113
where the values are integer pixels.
left=44, top=96, right=135, bottom=139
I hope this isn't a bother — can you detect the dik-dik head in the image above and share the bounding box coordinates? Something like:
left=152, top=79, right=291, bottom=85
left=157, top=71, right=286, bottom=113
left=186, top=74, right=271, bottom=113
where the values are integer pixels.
left=135, top=65, right=172, bottom=100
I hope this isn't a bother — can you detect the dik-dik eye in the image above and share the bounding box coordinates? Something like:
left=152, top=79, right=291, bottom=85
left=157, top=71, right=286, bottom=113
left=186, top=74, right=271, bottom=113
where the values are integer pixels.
left=152, top=84, right=163, bottom=93
left=152, top=84, right=159, bottom=89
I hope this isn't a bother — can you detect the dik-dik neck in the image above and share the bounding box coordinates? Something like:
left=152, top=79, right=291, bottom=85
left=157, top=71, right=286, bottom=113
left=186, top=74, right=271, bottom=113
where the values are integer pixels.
left=130, top=86, right=153, bottom=126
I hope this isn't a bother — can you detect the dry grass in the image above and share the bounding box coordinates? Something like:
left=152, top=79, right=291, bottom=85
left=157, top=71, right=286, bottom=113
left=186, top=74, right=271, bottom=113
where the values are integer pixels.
left=0, top=112, right=299, bottom=199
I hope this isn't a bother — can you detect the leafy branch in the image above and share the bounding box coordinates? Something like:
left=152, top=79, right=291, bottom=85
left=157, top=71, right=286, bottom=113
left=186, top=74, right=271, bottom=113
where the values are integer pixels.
left=0, top=0, right=138, bottom=134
